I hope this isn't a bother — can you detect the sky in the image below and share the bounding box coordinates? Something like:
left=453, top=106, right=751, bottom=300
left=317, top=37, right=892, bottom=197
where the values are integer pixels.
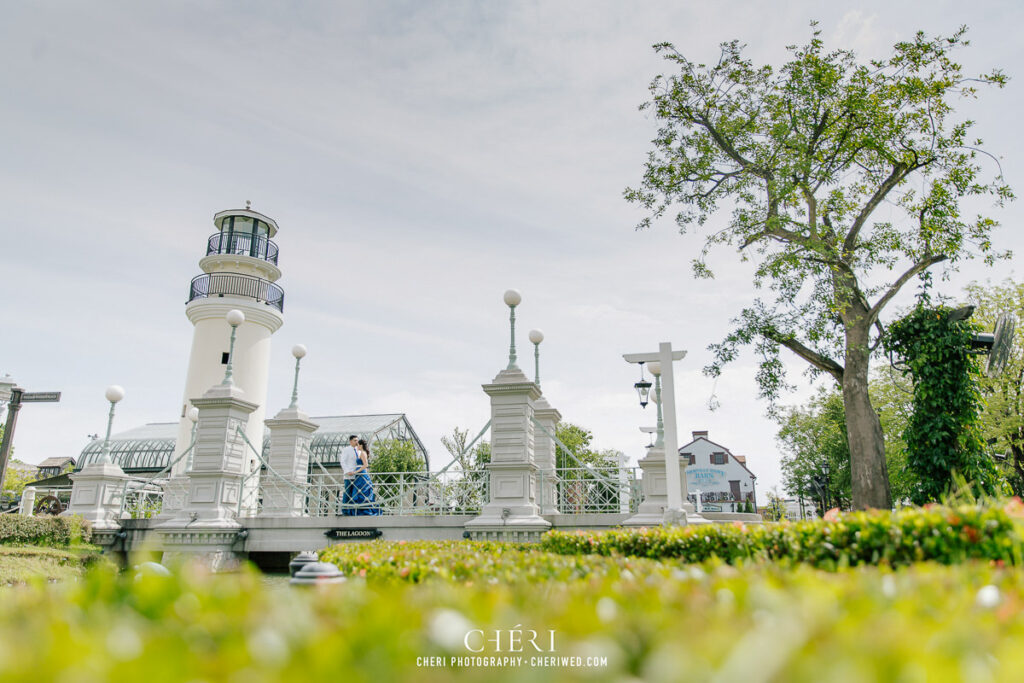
left=2, top=1, right=1023, bottom=503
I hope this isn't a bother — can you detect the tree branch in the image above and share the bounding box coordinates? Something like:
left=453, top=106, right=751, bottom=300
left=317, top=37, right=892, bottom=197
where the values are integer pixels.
left=763, top=329, right=845, bottom=382
left=842, top=162, right=914, bottom=255
left=867, top=254, right=949, bottom=324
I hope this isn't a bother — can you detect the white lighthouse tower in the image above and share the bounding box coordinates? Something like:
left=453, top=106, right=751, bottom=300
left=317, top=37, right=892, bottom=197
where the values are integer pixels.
left=171, top=204, right=285, bottom=481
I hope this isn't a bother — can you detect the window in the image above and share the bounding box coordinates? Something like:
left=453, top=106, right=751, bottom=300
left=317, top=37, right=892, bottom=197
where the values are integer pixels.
left=681, top=452, right=695, bottom=465
left=711, top=452, right=727, bottom=465
left=221, top=352, right=230, bottom=364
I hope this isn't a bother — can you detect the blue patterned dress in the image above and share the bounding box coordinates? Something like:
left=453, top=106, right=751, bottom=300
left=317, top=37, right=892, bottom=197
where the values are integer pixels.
left=349, top=459, right=382, bottom=516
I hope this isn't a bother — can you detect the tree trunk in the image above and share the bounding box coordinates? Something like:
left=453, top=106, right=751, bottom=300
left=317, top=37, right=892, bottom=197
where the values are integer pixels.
left=842, top=321, right=893, bottom=510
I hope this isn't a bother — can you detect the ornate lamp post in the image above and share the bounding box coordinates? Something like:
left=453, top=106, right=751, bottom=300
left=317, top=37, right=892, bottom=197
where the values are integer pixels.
left=221, top=309, right=246, bottom=385
left=503, top=290, right=521, bottom=370
left=528, top=329, right=544, bottom=386
left=288, top=344, right=307, bottom=409
left=98, top=385, right=125, bottom=465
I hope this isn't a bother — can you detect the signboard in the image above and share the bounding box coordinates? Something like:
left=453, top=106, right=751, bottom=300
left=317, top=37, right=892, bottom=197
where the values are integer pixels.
left=686, top=467, right=726, bottom=487
left=325, top=528, right=382, bottom=540
left=20, top=392, right=61, bottom=403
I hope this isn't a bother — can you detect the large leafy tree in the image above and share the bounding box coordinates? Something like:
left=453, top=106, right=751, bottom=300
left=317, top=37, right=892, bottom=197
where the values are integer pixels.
left=626, top=26, right=1011, bottom=509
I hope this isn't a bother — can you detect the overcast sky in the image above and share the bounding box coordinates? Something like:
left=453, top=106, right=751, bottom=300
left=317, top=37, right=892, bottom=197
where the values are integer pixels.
left=2, top=1, right=1022, bottom=502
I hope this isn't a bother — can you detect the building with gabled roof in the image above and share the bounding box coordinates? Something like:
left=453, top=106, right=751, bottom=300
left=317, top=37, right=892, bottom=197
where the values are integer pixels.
left=678, top=429, right=757, bottom=512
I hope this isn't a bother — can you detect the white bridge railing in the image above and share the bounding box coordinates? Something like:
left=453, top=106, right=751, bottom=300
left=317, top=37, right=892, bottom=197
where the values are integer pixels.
left=544, top=467, right=641, bottom=515
left=263, top=469, right=490, bottom=517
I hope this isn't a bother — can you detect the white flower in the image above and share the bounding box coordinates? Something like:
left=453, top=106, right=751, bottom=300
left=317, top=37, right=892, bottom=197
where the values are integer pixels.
left=596, top=597, right=617, bottom=623
left=976, top=585, right=1001, bottom=609
left=428, top=609, right=473, bottom=651
left=881, top=575, right=896, bottom=599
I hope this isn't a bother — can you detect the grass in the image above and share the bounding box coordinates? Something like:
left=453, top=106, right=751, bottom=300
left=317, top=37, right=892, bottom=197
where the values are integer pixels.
left=0, top=545, right=110, bottom=585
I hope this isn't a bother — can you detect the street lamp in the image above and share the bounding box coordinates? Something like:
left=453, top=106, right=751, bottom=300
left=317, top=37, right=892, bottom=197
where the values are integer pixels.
left=221, top=309, right=245, bottom=385
left=288, top=344, right=307, bottom=409
left=503, top=289, right=521, bottom=371
left=528, top=329, right=543, bottom=387
left=98, top=385, right=125, bottom=465
left=634, top=362, right=652, bottom=408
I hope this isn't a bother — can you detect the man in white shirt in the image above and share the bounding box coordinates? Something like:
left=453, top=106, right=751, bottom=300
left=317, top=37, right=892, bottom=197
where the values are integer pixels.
left=339, top=435, right=360, bottom=515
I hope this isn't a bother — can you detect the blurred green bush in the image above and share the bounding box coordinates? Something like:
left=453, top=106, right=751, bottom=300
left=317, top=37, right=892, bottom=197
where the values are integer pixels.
left=3, top=555, right=1024, bottom=681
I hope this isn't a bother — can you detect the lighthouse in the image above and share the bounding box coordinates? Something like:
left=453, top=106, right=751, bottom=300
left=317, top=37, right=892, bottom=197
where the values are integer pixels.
left=170, top=204, right=285, bottom=481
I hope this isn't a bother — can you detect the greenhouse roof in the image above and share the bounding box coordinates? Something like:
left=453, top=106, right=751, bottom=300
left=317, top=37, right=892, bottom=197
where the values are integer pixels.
left=76, top=414, right=430, bottom=472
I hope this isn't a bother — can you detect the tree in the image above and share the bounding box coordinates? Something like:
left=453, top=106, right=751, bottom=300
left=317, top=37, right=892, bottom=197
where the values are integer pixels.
left=763, top=489, right=787, bottom=521
left=554, top=423, right=618, bottom=470
left=440, top=427, right=491, bottom=470
left=626, top=27, right=1011, bottom=509
left=776, top=388, right=851, bottom=514
left=368, top=439, right=424, bottom=485
left=965, top=280, right=1024, bottom=494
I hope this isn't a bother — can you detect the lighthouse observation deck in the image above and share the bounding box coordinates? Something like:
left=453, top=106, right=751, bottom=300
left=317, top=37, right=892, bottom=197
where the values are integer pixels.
left=206, top=232, right=279, bottom=265
left=188, top=272, right=285, bottom=312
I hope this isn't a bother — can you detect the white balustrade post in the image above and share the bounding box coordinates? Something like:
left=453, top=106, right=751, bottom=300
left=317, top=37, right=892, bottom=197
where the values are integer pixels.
left=465, top=365, right=550, bottom=542
left=262, top=407, right=318, bottom=517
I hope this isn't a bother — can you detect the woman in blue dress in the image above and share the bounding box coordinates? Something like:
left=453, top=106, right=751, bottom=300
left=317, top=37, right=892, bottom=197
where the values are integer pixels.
left=351, top=438, right=382, bottom=516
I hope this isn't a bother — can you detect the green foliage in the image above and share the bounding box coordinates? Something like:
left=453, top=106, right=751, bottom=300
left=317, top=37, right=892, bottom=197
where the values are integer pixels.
left=319, top=540, right=669, bottom=584
left=554, top=422, right=618, bottom=470
left=776, top=388, right=852, bottom=512
left=885, top=304, right=1002, bottom=503
left=8, top=555, right=1024, bottom=680
left=543, top=502, right=1024, bottom=569
left=1, top=461, right=38, bottom=498
left=368, top=439, right=425, bottom=484
left=0, top=546, right=110, bottom=585
left=0, top=515, right=91, bottom=547
left=763, top=491, right=787, bottom=521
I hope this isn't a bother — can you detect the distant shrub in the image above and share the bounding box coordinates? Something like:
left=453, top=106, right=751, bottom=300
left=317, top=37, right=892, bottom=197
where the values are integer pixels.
left=541, top=502, right=1024, bottom=569
left=0, top=515, right=92, bottom=547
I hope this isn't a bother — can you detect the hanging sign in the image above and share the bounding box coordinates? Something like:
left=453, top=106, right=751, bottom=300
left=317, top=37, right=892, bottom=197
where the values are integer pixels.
left=325, top=528, right=382, bottom=540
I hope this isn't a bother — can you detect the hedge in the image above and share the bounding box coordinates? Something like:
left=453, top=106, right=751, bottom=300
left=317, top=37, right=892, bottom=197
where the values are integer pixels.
left=318, top=540, right=675, bottom=583
left=541, top=502, right=1024, bottom=569
left=0, top=515, right=92, bottom=547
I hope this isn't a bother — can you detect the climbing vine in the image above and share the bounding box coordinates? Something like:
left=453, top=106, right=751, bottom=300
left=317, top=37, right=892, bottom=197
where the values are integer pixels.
left=884, top=304, right=1001, bottom=504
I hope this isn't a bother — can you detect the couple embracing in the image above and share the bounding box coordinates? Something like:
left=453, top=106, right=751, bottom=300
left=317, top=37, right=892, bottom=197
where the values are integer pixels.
left=340, top=435, right=381, bottom=516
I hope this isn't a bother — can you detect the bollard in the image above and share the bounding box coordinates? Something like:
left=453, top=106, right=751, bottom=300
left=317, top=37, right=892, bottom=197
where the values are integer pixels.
left=288, top=550, right=319, bottom=577
left=290, top=561, right=345, bottom=586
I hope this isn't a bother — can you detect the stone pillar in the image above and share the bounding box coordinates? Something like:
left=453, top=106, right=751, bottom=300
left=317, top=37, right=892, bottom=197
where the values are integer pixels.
left=19, top=486, right=36, bottom=516
left=465, top=367, right=551, bottom=542
left=533, top=397, right=561, bottom=516
left=623, top=444, right=672, bottom=527
left=155, top=382, right=258, bottom=570
left=625, top=446, right=709, bottom=527
left=66, top=461, right=130, bottom=530
left=260, top=406, right=318, bottom=517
